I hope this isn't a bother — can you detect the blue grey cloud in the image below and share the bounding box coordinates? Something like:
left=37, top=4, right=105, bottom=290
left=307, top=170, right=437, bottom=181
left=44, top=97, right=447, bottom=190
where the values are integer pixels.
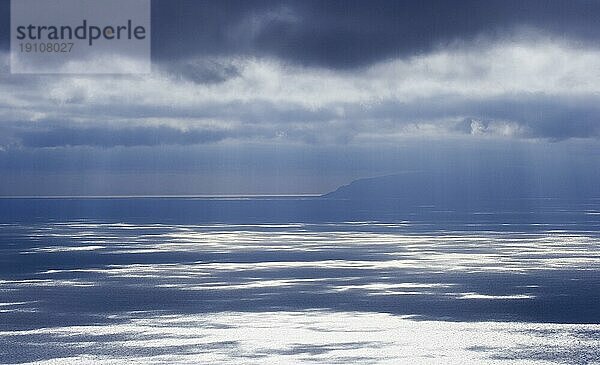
left=17, top=125, right=231, bottom=148
left=0, top=0, right=599, bottom=196
left=3, top=0, right=600, bottom=69
left=149, top=0, right=600, bottom=68
left=3, top=92, right=598, bottom=149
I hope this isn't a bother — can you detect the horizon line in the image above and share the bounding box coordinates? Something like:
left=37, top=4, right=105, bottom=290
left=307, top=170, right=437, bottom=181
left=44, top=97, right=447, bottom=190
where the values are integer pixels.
left=0, top=194, right=323, bottom=199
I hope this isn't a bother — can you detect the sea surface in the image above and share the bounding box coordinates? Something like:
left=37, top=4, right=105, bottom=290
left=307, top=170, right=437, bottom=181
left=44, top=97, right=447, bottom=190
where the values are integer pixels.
left=1, top=197, right=599, bottom=364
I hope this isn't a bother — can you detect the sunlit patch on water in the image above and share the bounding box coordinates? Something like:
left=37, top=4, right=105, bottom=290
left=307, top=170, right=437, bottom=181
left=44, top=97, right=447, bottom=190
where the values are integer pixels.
left=1, top=311, right=600, bottom=364
left=1, top=220, right=599, bottom=363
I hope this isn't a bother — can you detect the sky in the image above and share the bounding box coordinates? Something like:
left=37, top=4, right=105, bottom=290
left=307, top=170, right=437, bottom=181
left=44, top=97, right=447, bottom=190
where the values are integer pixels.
left=0, top=0, right=599, bottom=196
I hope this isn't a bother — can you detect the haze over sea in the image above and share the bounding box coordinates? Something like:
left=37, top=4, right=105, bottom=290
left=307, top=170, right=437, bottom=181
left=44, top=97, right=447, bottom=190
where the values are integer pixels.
left=1, top=196, right=599, bottom=364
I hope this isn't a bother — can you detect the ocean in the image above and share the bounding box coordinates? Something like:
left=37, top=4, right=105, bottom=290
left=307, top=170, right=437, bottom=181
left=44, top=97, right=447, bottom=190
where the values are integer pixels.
left=1, top=197, right=599, bottom=364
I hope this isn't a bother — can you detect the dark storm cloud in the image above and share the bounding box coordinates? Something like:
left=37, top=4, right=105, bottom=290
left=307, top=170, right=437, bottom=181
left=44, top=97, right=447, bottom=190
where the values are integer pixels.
left=150, top=0, right=600, bottom=68
left=0, top=0, right=7, bottom=49
left=3, top=0, right=600, bottom=68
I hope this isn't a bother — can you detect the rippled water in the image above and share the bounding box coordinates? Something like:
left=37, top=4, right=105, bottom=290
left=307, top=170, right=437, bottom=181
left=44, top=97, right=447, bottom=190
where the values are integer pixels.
left=1, top=198, right=599, bottom=364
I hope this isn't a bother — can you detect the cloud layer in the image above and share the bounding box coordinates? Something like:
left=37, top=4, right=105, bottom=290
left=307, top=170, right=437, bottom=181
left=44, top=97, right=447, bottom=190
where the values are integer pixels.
left=0, top=1, right=599, bottom=195
left=1, top=36, right=600, bottom=148
left=148, top=0, right=600, bottom=68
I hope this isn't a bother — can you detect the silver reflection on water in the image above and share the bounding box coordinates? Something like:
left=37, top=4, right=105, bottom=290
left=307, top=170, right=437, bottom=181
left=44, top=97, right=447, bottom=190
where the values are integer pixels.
left=1, top=221, right=599, bottom=363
